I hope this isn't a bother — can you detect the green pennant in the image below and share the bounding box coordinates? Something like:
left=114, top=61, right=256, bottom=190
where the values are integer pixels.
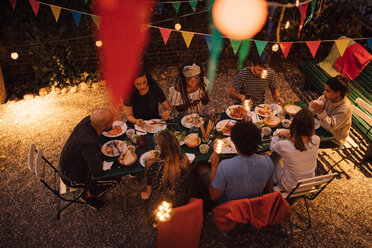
left=304, top=0, right=317, bottom=26
left=84, top=0, right=88, bottom=4
left=189, top=1, right=198, bottom=12
left=207, top=28, right=223, bottom=91
left=230, top=39, right=242, bottom=55
left=172, top=3, right=181, bottom=14
left=238, top=39, right=251, bottom=70
left=254, top=40, right=268, bottom=57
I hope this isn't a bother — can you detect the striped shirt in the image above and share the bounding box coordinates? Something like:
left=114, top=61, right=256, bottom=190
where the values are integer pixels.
left=232, top=67, right=278, bottom=105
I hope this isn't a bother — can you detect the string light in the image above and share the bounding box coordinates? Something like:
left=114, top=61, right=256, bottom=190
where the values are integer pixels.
left=296, top=0, right=300, bottom=7
left=95, top=40, right=103, bottom=47
left=155, top=201, right=172, bottom=222
left=272, top=44, right=279, bottom=52
left=215, top=139, right=223, bottom=154
left=174, top=22, right=181, bottom=30
left=244, top=99, right=251, bottom=111
left=284, top=21, right=290, bottom=29
left=261, top=69, right=268, bottom=79
left=11, top=52, right=19, bottom=60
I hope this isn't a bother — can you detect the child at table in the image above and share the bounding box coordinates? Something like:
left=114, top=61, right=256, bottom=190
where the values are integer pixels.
left=270, top=109, right=320, bottom=192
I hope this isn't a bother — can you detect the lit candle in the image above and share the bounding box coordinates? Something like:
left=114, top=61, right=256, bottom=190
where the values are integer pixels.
left=155, top=201, right=173, bottom=222
left=215, top=139, right=223, bottom=154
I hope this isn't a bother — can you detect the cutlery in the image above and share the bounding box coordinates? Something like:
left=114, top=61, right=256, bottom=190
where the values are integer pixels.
left=111, top=141, right=121, bottom=155
left=134, top=129, right=147, bottom=134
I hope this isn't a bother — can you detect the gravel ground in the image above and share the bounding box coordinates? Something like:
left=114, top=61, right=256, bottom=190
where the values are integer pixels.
left=0, top=66, right=371, bottom=248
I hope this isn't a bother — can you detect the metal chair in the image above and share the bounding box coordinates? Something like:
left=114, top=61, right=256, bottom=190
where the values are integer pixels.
left=28, top=144, right=87, bottom=220
left=274, top=173, right=338, bottom=231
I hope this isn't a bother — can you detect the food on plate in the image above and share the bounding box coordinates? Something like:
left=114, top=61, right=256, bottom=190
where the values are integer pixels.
left=107, top=125, right=122, bottom=135
left=103, top=140, right=125, bottom=156
left=222, top=123, right=234, bottom=135
left=148, top=120, right=166, bottom=125
left=170, top=130, right=187, bottom=142
left=263, top=115, right=280, bottom=128
left=184, top=133, right=201, bottom=148
left=118, top=148, right=137, bottom=166
left=284, top=104, right=302, bottom=116
left=256, top=104, right=273, bottom=116
left=199, top=144, right=209, bottom=154
left=229, top=106, right=247, bottom=119
left=143, top=150, right=160, bottom=166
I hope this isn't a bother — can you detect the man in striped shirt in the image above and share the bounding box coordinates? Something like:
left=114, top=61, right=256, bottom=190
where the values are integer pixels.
left=229, top=53, right=285, bottom=106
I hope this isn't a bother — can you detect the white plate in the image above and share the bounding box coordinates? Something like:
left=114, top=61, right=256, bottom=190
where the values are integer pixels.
left=214, top=137, right=237, bottom=154
left=255, top=104, right=281, bottom=118
left=142, top=119, right=167, bottom=134
left=139, top=150, right=160, bottom=167
left=102, top=121, right=127, bottom=138
left=273, top=128, right=289, bottom=137
left=101, top=140, right=126, bottom=157
left=181, top=114, right=204, bottom=129
left=226, top=105, right=246, bottom=120
left=216, top=119, right=237, bottom=136
left=314, top=118, right=320, bottom=129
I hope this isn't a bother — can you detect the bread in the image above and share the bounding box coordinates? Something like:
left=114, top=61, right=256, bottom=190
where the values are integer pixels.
left=184, top=133, right=201, bottom=148
left=284, top=104, right=301, bottom=116
left=119, top=149, right=137, bottom=166
left=264, top=116, right=280, bottom=128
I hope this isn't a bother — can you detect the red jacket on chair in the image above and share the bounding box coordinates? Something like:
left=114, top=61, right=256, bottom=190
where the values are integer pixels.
left=213, top=192, right=290, bottom=233
left=157, top=198, right=203, bottom=248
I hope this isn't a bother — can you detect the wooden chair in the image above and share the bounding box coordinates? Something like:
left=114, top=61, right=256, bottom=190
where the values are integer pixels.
left=28, top=144, right=87, bottom=220
left=274, top=173, right=338, bottom=231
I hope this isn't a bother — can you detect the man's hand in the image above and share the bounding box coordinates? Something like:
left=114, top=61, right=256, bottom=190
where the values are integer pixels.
left=276, top=97, right=285, bottom=105
left=160, top=109, right=171, bottom=120
left=278, top=129, right=290, bottom=138
left=136, top=119, right=144, bottom=126
left=309, top=101, right=324, bottom=114
left=190, top=99, right=200, bottom=106
left=140, top=191, right=150, bottom=200
left=210, top=152, right=220, bottom=169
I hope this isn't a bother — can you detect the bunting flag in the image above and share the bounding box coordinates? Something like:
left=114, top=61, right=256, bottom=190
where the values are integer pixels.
left=204, top=35, right=212, bottom=52
left=189, top=1, right=198, bottom=12
left=9, top=0, right=16, bottom=10
left=157, top=3, right=164, bottom=14
left=298, top=3, right=309, bottom=38
left=96, top=0, right=154, bottom=107
left=29, top=0, right=40, bottom=16
left=71, top=11, right=82, bottom=26
left=84, top=0, right=88, bottom=4
left=254, top=40, right=268, bottom=56
left=230, top=39, right=242, bottom=55
left=238, top=39, right=251, bottom=70
left=306, top=41, right=321, bottom=58
left=207, top=28, right=223, bottom=91
left=304, top=0, right=317, bottom=26
left=91, top=15, right=100, bottom=29
left=280, top=42, right=293, bottom=58
left=172, top=2, right=181, bottom=14
left=276, top=7, right=286, bottom=43
left=368, top=39, right=372, bottom=52
left=50, top=6, right=61, bottom=22
left=159, top=28, right=172, bottom=45
left=181, top=31, right=194, bottom=48
left=335, top=38, right=351, bottom=56
left=267, top=6, right=277, bottom=37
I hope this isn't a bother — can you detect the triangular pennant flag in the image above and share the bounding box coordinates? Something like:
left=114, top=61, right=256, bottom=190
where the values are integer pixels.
left=367, top=39, right=372, bottom=52
left=189, top=1, right=198, bottom=12
left=157, top=3, right=164, bottom=14
left=84, top=0, right=88, bottom=4
left=91, top=15, right=101, bottom=29
left=50, top=6, right=61, bottom=22
left=335, top=38, right=350, bottom=56
left=298, top=3, right=309, bottom=38
left=279, top=42, right=293, bottom=59
left=204, top=35, right=212, bottom=52
left=29, top=0, right=40, bottom=16
left=238, top=39, right=251, bottom=70
left=305, top=41, right=321, bottom=58
left=71, top=11, right=82, bottom=26
left=9, top=0, right=16, bottom=10
left=181, top=31, right=194, bottom=48
left=207, top=28, right=223, bottom=90
left=230, top=39, right=242, bottom=55
left=254, top=40, right=268, bottom=56
left=304, top=0, right=316, bottom=26
left=172, top=3, right=181, bottom=14
left=159, top=28, right=172, bottom=45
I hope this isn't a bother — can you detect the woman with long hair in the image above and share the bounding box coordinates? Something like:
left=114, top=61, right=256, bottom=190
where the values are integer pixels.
left=169, top=62, right=210, bottom=115
left=141, top=130, right=192, bottom=218
left=270, top=108, right=320, bottom=192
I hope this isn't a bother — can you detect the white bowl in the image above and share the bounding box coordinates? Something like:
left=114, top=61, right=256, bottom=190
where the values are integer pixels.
left=282, top=119, right=291, bottom=128
left=262, top=127, right=272, bottom=136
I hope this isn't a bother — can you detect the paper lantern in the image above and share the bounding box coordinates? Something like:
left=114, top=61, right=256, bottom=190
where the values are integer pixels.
left=212, top=0, right=268, bottom=40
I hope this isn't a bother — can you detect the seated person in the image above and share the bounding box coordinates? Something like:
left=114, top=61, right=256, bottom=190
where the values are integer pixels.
left=197, top=121, right=274, bottom=205
left=310, top=76, right=352, bottom=147
left=270, top=109, right=320, bottom=192
left=228, top=52, right=285, bottom=106
left=124, top=67, right=173, bottom=126
left=141, top=130, right=192, bottom=221
left=59, top=108, right=119, bottom=210
left=169, top=62, right=210, bottom=116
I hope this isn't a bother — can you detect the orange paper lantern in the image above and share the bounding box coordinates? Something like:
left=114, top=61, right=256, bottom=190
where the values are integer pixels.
left=212, top=0, right=268, bottom=40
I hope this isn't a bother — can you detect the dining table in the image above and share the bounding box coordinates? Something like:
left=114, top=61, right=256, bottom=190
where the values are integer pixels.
left=93, top=101, right=335, bottom=180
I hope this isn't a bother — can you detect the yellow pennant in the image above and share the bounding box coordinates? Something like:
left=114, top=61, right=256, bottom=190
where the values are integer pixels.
left=50, top=6, right=61, bottom=22
left=181, top=31, right=194, bottom=48
left=335, top=38, right=351, bottom=56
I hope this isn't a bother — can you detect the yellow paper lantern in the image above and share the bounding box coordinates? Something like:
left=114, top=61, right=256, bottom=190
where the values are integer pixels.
left=212, top=0, right=268, bottom=40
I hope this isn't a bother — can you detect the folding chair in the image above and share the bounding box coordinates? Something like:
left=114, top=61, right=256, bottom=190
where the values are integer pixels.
left=28, top=144, right=87, bottom=220
left=274, top=173, right=338, bottom=231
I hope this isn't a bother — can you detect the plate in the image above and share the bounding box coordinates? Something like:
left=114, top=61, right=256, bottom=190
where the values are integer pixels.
left=213, top=137, right=237, bottom=154
left=139, top=150, right=160, bottom=167
left=102, top=121, right=127, bottom=138
left=226, top=105, right=246, bottom=120
left=284, top=104, right=302, bottom=116
left=314, top=118, right=320, bottom=129
left=181, top=114, right=204, bottom=129
left=216, top=119, right=237, bottom=136
left=101, top=140, right=126, bottom=157
left=143, top=119, right=167, bottom=134
left=254, top=104, right=281, bottom=118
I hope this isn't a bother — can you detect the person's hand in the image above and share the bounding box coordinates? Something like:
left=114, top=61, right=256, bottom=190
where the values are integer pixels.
left=199, top=90, right=206, bottom=98
left=210, top=151, right=220, bottom=169
left=141, top=191, right=150, bottom=200
left=160, top=109, right=171, bottom=120
left=276, top=97, right=285, bottom=105
left=136, top=119, right=144, bottom=126
left=309, top=101, right=324, bottom=114
left=190, top=99, right=200, bottom=106
left=278, top=129, right=290, bottom=138
left=240, top=95, right=246, bottom=103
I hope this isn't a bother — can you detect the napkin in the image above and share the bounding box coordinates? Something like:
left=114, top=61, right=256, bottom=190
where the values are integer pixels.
left=103, top=161, right=114, bottom=171
left=134, top=124, right=147, bottom=135
left=225, top=137, right=237, bottom=154
left=251, top=112, right=260, bottom=124
left=185, top=153, right=196, bottom=163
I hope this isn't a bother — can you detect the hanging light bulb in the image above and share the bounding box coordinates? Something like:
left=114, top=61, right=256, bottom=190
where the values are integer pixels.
left=11, top=52, right=19, bottom=60
left=95, top=40, right=103, bottom=47
left=272, top=44, right=279, bottom=52
left=296, top=0, right=300, bottom=7
left=285, top=21, right=290, bottom=29
left=174, top=22, right=181, bottom=31
left=261, top=69, right=268, bottom=79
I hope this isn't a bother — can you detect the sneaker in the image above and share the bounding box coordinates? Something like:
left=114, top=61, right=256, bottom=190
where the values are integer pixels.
left=82, top=194, right=104, bottom=210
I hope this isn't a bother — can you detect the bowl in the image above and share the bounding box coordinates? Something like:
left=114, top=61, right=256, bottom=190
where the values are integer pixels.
left=282, top=119, right=291, bottom=128
left=263, top=116, right=280, bottom=128
left=199, top=144, right=209, bottom=154
left=184, top=133, right=201, bottom=148
left=126, top=129, right=135, bottom=139
left=284, top=104, right=302, bottom=116
left=262, top=127, right=272, bottom=136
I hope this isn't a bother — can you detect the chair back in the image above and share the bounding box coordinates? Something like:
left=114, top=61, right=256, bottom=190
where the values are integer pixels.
left=157, top=198, right=203, bottom=248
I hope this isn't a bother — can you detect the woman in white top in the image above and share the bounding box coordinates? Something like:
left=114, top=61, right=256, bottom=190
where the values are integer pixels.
left=169, top=62, right=210, bottom=116
left=270, top=109, right=320, bottom=192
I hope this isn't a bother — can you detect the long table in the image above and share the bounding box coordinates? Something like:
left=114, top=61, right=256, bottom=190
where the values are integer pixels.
left=94, top=101, right=335, bottom=180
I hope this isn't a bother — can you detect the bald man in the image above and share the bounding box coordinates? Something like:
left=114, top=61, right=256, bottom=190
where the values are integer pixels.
left=59, top=108, right=119, bottom=210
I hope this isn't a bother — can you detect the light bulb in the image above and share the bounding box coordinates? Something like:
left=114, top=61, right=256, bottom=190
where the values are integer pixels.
left=174, top=23, right=181, bottom=30
left=261, top=69, right=268, bottom=79
left=272, top=44, right=279, bottom=52
left=285, top=21, right=290, bottom=29
left=296, top=0, right=300, bottom=7
left=11, top=52, right=19, bottom=60
left=95, top=40, right=103, bottom=47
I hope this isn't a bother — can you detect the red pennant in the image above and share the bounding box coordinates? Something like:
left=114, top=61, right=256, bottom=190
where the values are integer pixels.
left=96, top=0, right=154, bottom=107
left=29, top=0, right=40, bottom=16
left=280, top=42, right=293, bottom=58
left=298, top=3, right=309, bottom=38
left=9, top=0, right=16, bottom=10
left=305, top=41, right=321, bottom=58
left=159, top=28, right=172, bottom=45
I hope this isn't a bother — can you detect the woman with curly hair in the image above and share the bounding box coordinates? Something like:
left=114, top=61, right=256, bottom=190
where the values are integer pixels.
left=270, top=108, right=320, bottom=192
left=169, top=62, right=210, bottom=115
